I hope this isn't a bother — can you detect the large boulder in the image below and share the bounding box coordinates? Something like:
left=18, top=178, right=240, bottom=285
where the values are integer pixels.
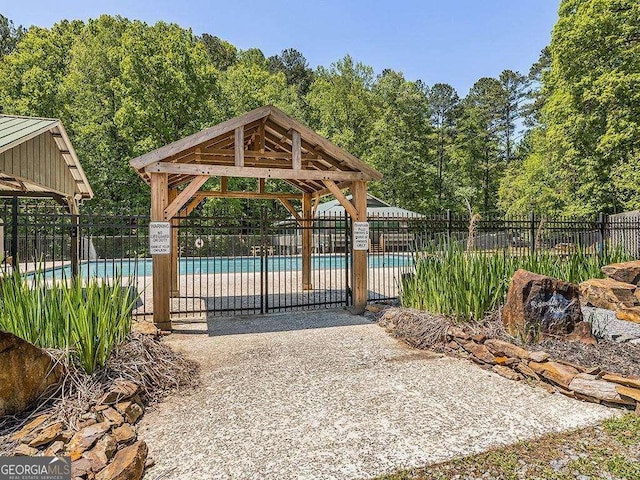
left=0, top=331, right=63, bottom=417
left=602, top=260, right=640, bottom=285
left=502, top=269, right=582, bottom=339
left=579, top=278, right=639, bottom=310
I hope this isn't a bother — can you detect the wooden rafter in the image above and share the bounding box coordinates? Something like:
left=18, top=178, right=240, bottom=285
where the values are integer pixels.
left=279, top=198, right=302, bottom=225
left=322, top=180, right=358, bottom=220
left=163, top=175, right=209, bottom=220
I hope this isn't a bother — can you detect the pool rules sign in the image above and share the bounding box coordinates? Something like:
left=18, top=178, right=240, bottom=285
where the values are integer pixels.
left=353, top=222, right=370, bottom=251
left=149, top=222, right=171, bottom=255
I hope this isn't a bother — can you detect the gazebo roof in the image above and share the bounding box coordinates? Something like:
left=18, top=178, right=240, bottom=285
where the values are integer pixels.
left=129, top=105, right=382, bottom=195
left=317, top=194, right=423, bottom=218
left=0, top=115, right=93, bottom=203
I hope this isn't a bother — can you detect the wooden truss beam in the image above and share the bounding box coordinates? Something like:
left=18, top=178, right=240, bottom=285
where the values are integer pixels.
left=163, top=175, right=209, bottom=220
left=146, top=163, right=366, bottom=182
left=322, top=180, right=358, bottom=220
left=193, top=190, right=302, bottom=200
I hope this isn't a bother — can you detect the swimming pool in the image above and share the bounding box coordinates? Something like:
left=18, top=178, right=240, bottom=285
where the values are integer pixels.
left=44, top=254, right=414, bottom=278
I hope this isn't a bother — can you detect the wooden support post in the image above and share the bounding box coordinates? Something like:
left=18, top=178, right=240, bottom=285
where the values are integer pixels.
left=292, top=130, right=301, bottom=170
left=169, top=188, right=179, bottom=297
left=151, top=172, right=171, bottom=331
left=235, top=126, right=244, bottom=167
left=302, top=192, right=313, bottom=290
left=351, top=180, right=368, bottom=314
left=221, top=176, right=228, bottom=193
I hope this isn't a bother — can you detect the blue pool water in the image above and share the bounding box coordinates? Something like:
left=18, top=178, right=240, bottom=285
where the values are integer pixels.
left=44, top=254, right=413, bottom=278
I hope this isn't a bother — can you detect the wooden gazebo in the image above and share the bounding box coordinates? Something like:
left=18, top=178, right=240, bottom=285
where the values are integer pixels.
left=130, top=105, right=382, bottom=330
left=0, top=115, right=94, bottom=273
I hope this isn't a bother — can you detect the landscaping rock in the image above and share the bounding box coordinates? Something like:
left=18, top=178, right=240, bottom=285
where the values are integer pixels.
left=0, top=331, right=63, bottom=416
left=82, top=448, right=108, bottom=473
left=14, top=444, right=39, bottom=456
left=98, top=407, right=124, bottom=426
left=112, top=423, right=136, bottom=444
left=602, top=260, right=640, bottom=285
left=515, top=362, right=540, bottom=381
left=615, top=385, right=640, bottom=403
left=485, top=338, right=530, bottom=359
left=461, top=342, right=496, bottom=364
left=579, top=278, right=639, bottom=310
left=502, top=270, right=582, bottom=339
left=492, top=365, right=523, bottom=381
left=616, top=307, right=640, bottom=324
left=28, top=421, right=64, bottom=448
left=528, top=350, right=551, bottom=363
left=71, top=457, right=93, bottom=478
left=67, top=421, right=111, bottom=460
left=566, top=321, right=597, bottom=346
left=131, top=320, right=160, bottom=337
left=116, top=399, right=144, bottom=424
left=99, top=380, right=140, bottom=405
left=529, top=361, right=579, bottom=388
left=95, top=440, right=148, bottom=480
left=568, top=374, right=636, bottom=405
left=10, top=413, right=50, bottom=442
left=447, top=326, right=470, bottom=340
left=601, top=374, right=640, bottom=389
left=94, top=434, right=117, bottom=460
left=44, top=440, right=65, bottom=456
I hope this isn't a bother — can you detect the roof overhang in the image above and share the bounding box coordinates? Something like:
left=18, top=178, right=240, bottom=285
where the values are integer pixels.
left=129, top=105, right=382, bottom=196
left=0, top=115, right=94, bottom=202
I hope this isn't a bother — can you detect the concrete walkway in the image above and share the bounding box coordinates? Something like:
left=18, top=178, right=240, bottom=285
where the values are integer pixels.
left=139, top=310, right=615, bottom=480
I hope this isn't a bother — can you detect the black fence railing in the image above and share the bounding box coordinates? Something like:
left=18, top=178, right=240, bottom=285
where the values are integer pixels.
left=2, top=200, right=639, bottom=319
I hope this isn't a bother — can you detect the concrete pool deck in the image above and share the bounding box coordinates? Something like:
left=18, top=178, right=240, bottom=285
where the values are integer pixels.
left=138, top=310, right=616, bottom=480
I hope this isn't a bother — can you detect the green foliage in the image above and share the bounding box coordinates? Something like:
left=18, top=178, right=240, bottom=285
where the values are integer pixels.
left=367, top=70, right=434, bottom=213
left=306, top=55, right=375, bottom=158
left=0, top=270, right=135, bottom=374
left=0, top=14, right=25, bottom=58
left=401, top=244, right=629, bottom=322
left=503, top=0, right=640, bottom=216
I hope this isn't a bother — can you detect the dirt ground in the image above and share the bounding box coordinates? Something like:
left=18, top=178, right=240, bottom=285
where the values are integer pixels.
left=139, top=310, right=616, bottom=480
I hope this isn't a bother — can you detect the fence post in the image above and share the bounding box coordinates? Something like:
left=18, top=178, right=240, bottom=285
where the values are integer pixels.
left=597, top=212, right=605, bottom=258
left=446, top=209, right=452, bottom=246
left=529, top=211, right=536, bottom=255
left=10, top=195, right=18, bottom=269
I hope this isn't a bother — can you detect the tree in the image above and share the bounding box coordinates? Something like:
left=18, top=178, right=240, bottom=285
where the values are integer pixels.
left=0, top=20, right=83, bottom=117
left=305, top=55, right=375, bottom=159
left=267, top=48, right=314, bottom=96
left=496, top=70, right=528, bottom=164
left=200, top=33, right=237, bottom=70
left=0, top=15, right=25, bottom=58
left=453, top=77, right=504, bottom=213
left=367, top=70, right=434, bottom=212
left=502, top=0, right=640, bottom=216
left=428, top=83, right=460, bottom=210
left=219, top=61, right=302, bottom=118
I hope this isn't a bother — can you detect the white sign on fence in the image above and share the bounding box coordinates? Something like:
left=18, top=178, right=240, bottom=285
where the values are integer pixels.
left=149, top=222, right=171, bottom=255
left=353, top=222, right=370, bottom=251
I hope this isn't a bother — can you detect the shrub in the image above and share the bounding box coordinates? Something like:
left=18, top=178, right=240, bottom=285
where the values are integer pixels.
left=0, top=270, right=136, bottom=374
left=400, top=244, right=629, bottom=322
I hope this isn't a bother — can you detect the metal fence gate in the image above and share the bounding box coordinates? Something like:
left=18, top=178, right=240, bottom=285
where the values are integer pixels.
left=170, top=211, right=354, bottom=318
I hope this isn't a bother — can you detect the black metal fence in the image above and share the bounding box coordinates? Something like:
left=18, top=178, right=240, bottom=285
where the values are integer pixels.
left=2, top=199, right=639, bottom=320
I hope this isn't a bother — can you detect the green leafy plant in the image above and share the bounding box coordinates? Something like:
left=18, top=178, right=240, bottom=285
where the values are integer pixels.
left=400, top=243, right=629, bottom=322
left=0, top=270, right=136, bottom=374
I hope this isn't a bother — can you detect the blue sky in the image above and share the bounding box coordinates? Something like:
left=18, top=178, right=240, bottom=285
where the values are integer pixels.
left=2, top=0, right=559, bottom=96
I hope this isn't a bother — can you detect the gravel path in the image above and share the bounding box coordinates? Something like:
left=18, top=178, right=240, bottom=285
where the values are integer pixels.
left=139, top=310, right=616, bottom=480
